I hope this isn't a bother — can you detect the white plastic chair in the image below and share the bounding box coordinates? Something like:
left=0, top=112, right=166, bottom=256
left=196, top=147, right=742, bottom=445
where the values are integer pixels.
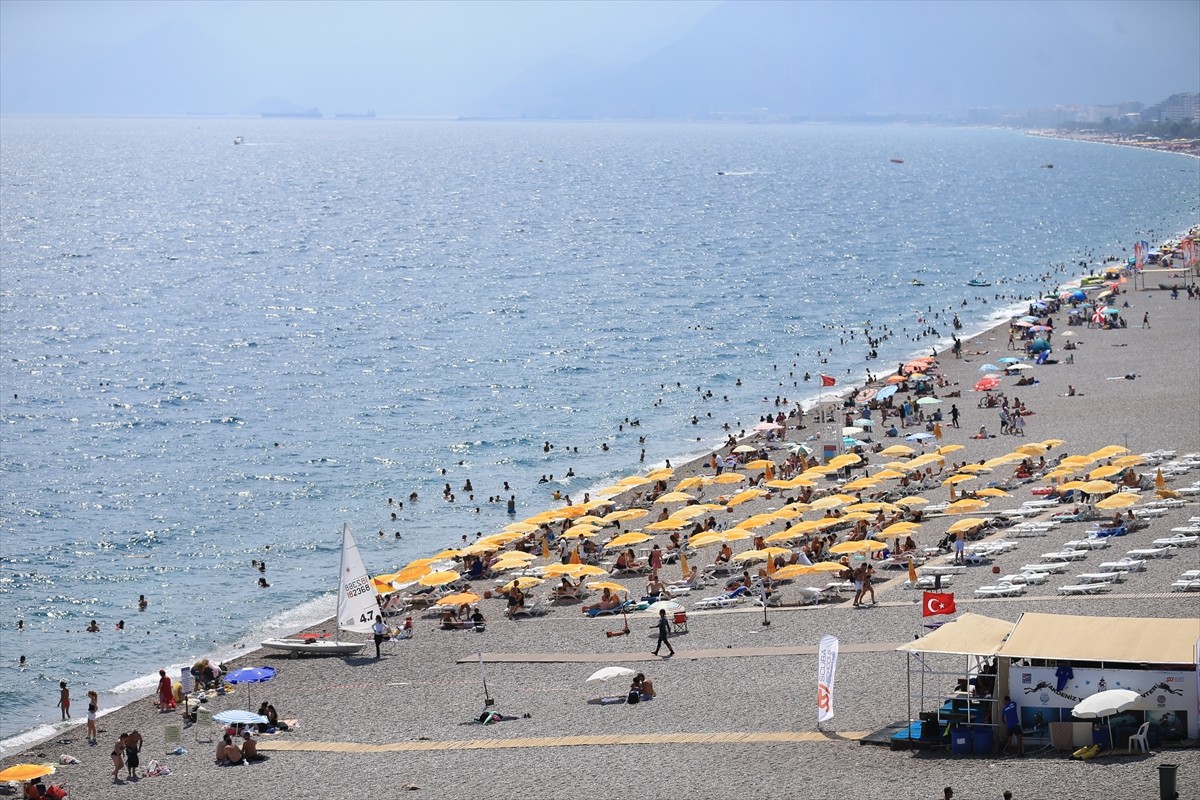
left=1128, top=721, right=1150, bottom=753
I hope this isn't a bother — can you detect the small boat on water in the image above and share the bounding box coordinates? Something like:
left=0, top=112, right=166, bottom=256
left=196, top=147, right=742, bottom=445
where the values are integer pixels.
left=909, top=279, right=925, bottom=286
left=262, top=524, right=373, bottom=656
left=233, top=136, right=244, bottom=145
left=890, top=158, right=905, bottom=164
left=967, top=277, right=992, bottom=287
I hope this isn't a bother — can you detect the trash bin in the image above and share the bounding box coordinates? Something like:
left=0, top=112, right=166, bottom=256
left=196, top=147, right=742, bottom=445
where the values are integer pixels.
left=972, top=725, right=994, bottom=754
left=951, top=728, right=972, bottom=754
left=1158, top=764, right=1178, bottom=800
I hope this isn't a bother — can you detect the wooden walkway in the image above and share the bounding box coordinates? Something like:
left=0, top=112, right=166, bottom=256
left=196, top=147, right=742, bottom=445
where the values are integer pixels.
left=258, top=729, right=867, bottom=754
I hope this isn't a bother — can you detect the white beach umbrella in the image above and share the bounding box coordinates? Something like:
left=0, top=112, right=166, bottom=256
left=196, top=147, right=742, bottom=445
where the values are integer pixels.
left=586, top=666, right=636, bottom=684
left=1071, top=689, right=1140, bottom=750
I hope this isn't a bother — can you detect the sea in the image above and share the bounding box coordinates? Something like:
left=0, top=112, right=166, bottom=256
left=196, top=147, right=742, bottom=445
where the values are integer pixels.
left=1, top=117, right=1196, bottom=751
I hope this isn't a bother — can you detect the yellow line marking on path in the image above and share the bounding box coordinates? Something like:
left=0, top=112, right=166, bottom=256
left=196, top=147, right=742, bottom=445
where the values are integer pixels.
left=259, top=730, right=868, bottom=754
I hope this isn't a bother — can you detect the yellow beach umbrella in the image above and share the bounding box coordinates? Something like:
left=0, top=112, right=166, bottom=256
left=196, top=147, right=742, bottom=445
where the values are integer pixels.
left=593, top=485, right=627, bottom=497
left=500, top=577, right=544, bottom=592
left=604, top=509, right=648, bottom=523
left=1088, top=465, right=1123, bottom=480
left=418, top=570, right=461, bottom=587
left=732, top=547, right=791, bottom=563
left=570, top=515, right=608, bottom=527
left=744, top=459, right=774, bottom=470
left=727, top=488, right=766, bottom=507
left=713, top=472, right=748, bottom=484
left=956, top=464, right=993, bottom=474
left=669, top=506, right=712, bottom=521
left=372, top=577, right=398, bottom=594
left=881, top=445, right=916, bottom=457
left=389, top=564, right=433, bottom=584
left=645, top=518, right=691, bottom=531
left=943, top=474, right=976, bottom=485
left=828, top=539, right=886, bottom=554
left=936, top=444, right=965, bottom=454
left=1015, top=443, right=1049, bottom=456
left=617, top=475, right=653, bottom=487
left=808, top=561, right=851, bottom=573
left=0, top=764, right=54, bottom=783
left=809, top=494, right=856, bottom=510
left=976, top=488, right=1011, bottom=498
left=1096, top=493, right=1140, bottom=510
left=1058, top=480, right=1088, bottom=492
left=503, top=522, right=539, bottom=534
left=542, top=563, right=582, bottom=578
left=944, top=499, right=989, bottom=514
left=844, top=502, right=899, bottom=514
left=1040, top=438, right=1066, bottom=448
left=947, top=517, right=988, bottom=534
left=1081, top=480, right=1118, bottom=495
left=585, top=581, right=629, bottom=594
left=674, top=476, right=707, bottom=491
left=559, top=526, right=601, bottom=539
left=1090, top=445, right=1130, bottom=459
left=1111, top=455, right=1146, bottom=468
left=872, top=469, right=907, bottom=480
left=1060, top=455, right=1095, bottom=467
left=772, top=564, right=817, bottom=580
left=645, top=468, right=674, bottom=480
left=654, top=491, right=695, bottom=504
left=733, top=514, right=780, bottom=531
left=880, top=521, right=921, bottom=537
left=828, top=453, right=862, bottom=469
left=607, top=531, right=652, bottom=548
left=434, top=591, right=481, bottom=607
left=573, top=564, right=609, bottom=577
left=896, top=496, right=930, bottom=507
left=842, top=477, right=880, bottom=492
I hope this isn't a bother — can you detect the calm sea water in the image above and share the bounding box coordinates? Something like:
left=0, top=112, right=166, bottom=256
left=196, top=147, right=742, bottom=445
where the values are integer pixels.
left=1, top=117, right=1196, bottom=747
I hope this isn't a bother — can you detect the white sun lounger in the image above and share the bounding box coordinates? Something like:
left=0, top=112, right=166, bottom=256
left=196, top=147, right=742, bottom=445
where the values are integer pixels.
left=904, top=575, right=955, bottom=590
left=1133, top=507, right=1169, bottom=518
left=1040, top=550, right=1088, bottom=562
left=1058, top=583, right=1111, bottom=595
left=1126, top=548, right=1171, bottom=558
left=999, top=573, right=1046, bottom=586
left=1170, top=580, right=1200, bottom=592
left=1098, top=559, right=1146, bottom=572
left=1065, top=539, right=1110, bottom=550
left=1076, top=572, right=1122, bottom=584
left=1020, top=562, right=1068, bottom=573
left=1180, top=570, right=1200, bottom=580
left=1155, top=536, right=1198, bottom=548
left=1169, top=526, right=1200, bottom=535
left=925, top=565, right=966, bottom=576
left=974, top=584, right=1026, bottom=598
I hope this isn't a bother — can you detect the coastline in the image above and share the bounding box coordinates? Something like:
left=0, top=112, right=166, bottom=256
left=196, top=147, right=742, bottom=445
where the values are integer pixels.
left=4, top=224, right=1198, bottom=799
left=1027, top=128, right=1200, bottom=159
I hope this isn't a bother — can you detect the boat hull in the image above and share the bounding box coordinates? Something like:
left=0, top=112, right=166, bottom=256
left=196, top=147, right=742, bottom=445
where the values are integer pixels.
left=261, top=638, right=366, bottom=655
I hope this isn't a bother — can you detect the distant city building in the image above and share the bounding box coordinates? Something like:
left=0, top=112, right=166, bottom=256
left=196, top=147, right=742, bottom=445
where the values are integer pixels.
left=1144, top=92, right=1200, bottom=124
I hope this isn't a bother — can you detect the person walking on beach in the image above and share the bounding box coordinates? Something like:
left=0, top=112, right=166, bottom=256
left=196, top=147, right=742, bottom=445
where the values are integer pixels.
left=86, top=690, right=99, bottom=743
left=57, top=681, right=70, bottom=720
left=111, top=733, right=125, bottom=782
left=372, top=614, right=387, bottom=659
left=1142, top=312, right=1150, bottom=328
left=949, top=404, right=960, bottom=428
left=1002, top=695, right=1023, bottom=756
left=652, top=608, right=675, bottom=657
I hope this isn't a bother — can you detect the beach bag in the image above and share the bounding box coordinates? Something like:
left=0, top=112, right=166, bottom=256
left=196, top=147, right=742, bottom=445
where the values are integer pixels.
left=627, top=691, right=639, bottom=705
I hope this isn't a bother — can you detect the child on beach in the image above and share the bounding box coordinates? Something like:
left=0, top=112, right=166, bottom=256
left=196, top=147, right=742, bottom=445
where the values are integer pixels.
left=57, top=681, right=70, bottom=720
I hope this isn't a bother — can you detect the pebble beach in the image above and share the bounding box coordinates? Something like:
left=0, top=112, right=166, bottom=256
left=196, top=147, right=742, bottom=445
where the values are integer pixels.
left=4, top=262, right=1199, bottom=800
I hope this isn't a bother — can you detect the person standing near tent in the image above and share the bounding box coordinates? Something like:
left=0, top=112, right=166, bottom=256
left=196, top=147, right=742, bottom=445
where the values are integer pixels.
left=1002, top=695, right=1023, bottom=756
left=652, top=609, right=674, bottom=657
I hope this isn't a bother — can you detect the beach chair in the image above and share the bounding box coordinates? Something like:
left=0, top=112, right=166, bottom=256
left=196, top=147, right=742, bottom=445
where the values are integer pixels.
left=1058, top=584, right=1110, bottom=595
left=1170, top=579, right=1200, bottom=592
left=974, top=583, right=1025, bottom=598
left=693, top=587, right=749, bottom=610
left=791, top=587, right=822, bottom=606
left=1155, top=535, right=1198, bottom=547
left=1076, top=572, right=1122, bottom=584
left=1098, top=558, right=1146, bottom=573
left=1020, top=562, right=1067, bottom=574
left=586, top=600, right=631, bottom=618
left=1128, top=722, right=1150, bottom=754
left=671, top=611, right=688, bottom=634
left=1126, top=547, right=1171, bottom=559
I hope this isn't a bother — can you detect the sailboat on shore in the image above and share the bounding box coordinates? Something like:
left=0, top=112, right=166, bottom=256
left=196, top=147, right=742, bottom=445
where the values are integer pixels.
left=261, top=524, right=376, bottom=656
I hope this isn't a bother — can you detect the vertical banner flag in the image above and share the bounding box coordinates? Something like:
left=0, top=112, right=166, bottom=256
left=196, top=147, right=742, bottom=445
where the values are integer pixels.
left=817, top=634, right=839, bottom=725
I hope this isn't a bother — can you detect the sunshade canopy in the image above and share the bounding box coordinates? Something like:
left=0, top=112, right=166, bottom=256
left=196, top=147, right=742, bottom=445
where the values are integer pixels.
left=897, top=612, right=1015, bottom=656
left=997, top=613, right=1198, bottom=664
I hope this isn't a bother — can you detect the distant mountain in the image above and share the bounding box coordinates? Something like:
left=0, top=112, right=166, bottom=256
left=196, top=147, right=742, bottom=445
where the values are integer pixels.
left=472, top=0, right=1200, bottom=120
left=1, top=18, right=244, bottom=115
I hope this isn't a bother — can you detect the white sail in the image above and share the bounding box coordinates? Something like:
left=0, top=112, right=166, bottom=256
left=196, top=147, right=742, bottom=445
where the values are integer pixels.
left=335, top=523, right=379, bottom=634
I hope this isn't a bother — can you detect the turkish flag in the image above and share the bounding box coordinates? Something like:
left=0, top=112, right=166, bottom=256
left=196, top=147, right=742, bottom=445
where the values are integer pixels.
left=922, top=591, right=956, bottom=617
left=820, top=374, right=836, bottom=387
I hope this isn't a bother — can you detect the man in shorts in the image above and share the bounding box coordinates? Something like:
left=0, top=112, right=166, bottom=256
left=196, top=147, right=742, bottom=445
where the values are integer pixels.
left=1002, top=695, right=1023, bottom=756
left=954, top=530, right=965, bottom=565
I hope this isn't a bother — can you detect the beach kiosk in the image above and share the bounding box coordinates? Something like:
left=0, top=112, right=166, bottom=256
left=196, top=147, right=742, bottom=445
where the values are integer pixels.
left=897, top=612, right=1199, bottom=754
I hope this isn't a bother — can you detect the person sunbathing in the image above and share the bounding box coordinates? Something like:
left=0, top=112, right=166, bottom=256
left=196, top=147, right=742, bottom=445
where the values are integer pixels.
left=714, top=543, right=732, bottom=564
left=241, top=731, right=263, bottom=761
left=583, top=588, right=620, bottom=613
left=645, top=574, right=671, bottom=600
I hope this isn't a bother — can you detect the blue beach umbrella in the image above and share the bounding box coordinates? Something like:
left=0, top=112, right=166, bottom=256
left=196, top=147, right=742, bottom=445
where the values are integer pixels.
left=225, top=665, right=277, bottom=709
left=1029, top=339, right=1051, bottom=353
left=875, top=385, right=898, bottom=400
left=979, top=364, right=1000, bottom=372
left=997, top=357, right=1021, bottom=365
left=1070, top=289, right=1087, bottom=301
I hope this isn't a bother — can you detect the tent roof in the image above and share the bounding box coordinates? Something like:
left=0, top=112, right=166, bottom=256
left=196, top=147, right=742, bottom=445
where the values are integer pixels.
left=897, top=613, right=1015, bottom=656
left=996, top=613, right=1199, bottom=665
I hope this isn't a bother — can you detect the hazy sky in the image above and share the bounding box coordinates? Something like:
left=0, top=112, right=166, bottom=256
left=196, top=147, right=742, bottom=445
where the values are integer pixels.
left=1, top=0, right=1196, bottom=117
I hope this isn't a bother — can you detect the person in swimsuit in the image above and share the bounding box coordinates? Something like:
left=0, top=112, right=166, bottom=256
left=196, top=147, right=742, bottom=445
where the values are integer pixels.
left=57, top=681, right=70, bottom=720
left=111, top=734, right=125, bottom=781
left=86, top=691, right=99, bottom=743
left=124, top=729, right=141, bottom=779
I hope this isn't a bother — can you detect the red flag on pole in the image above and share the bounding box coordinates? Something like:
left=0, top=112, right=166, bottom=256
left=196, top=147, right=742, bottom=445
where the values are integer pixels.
left=922, top=591, right=956, bottom=617
left=820, top=374, right=836, bottom=387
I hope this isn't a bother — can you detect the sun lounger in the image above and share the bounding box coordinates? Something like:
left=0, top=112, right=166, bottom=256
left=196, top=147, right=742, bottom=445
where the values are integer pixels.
left=512, top=595, right=548, bottom=619
left=585, top=600, right=631, bottom=618
left=999, top=573, right=1046, bottom=585
left=1040, top=550, right=1088, bottom=562
left=1058, top=583, right=1111, bottom=595
left=1022, top=499, right=1061, bottom=509
left=1020, top=562, right=1068, bottom=573
left=974, top=584, right=1025, bottom=598
left=1169, top=526, right=1200, bottom=535
left=1155, top=535, right=1198, bottom=548
left=1098, top=558, right=1146, bottom=572
left=904, top=575, right=955, bottom=590
left=1087, top=526, right=1127, bottom=538
left=1065, top=539, right=1109, bottom=550
left=1180, top=570, right=1200, bottom=580
left=693, top=594, right=743, bottom=610
left=1126, top=548, right=1171, bottom=558
left=1170, top=580, right=1200, bottom=592
left=1076, top=572, right=1122, bottom=584
left=925, top=565, right=966, bottom=576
